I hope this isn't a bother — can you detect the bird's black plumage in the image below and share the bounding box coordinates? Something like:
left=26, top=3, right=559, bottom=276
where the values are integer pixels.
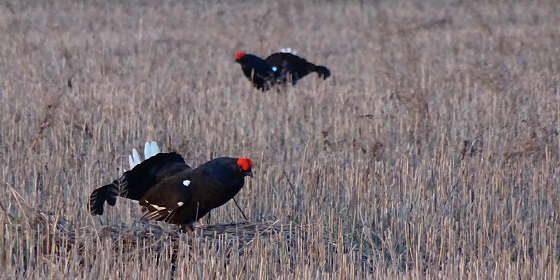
left=236, top=54, right=277, bottom=90
left=235, top=51, right=330, bottom=90
left=89, top=146, right=253, bottom=230
left=89, top=152, right=189, bottom=215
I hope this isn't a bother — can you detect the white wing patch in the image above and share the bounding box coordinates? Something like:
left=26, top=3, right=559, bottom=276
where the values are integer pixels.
left=183, top=180, right=191, bottom=187
left=151, top=204, right=166, bottom=211
left=280, top=48, right=297, bottom=55
left=177, top=202, right=184, bottom=207
left=272, top=66, right=277, bottom=72
left=128, top=141, right=161, bottom=170
left=143, top=200, right=167, bottom=211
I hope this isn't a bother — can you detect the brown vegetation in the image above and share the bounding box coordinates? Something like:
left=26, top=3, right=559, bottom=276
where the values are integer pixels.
left=1, top=0, right=559, bottom=278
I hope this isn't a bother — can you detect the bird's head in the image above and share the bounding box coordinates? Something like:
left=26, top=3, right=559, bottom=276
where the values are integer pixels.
left=234, top=52, right=246, bottom=63
left=236, top=157, right=253, bottom=177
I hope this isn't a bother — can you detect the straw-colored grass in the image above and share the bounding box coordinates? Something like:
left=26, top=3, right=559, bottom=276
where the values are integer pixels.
left=1, top=0, right=559, bottom=278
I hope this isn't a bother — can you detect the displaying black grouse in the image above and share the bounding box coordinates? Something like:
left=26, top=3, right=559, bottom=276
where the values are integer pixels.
left=235, top=48, right=331, bottom=90
left=89, top=141, right=253, bottom=231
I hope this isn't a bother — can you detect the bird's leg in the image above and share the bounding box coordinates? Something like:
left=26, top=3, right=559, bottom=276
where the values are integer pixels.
left=232, top=197, right=249, bottom=221
left=179, top=222, right=194, bottom=233
left=204, top=211, right=212, bottom=225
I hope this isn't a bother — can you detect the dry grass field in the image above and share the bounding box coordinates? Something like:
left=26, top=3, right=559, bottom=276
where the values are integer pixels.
left=1, top=0, right=560, bottom=278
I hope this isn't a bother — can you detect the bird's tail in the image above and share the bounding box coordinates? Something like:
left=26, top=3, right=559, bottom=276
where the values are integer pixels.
left=313, top=65, right=331, bottom=79
left=91, top=141, right=161, bottom=215
left=279, top=48, right=297, bottom=55
left=89, top=183, right=118, bottom=215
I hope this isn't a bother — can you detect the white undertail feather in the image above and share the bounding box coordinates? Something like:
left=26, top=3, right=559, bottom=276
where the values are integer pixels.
left=128, top=155, right=135, bottom=170
left=128, top=141, right=161, bottom=170
left=130, top=148, right=141, bottom=169
left=144, top=141, right=160, bottom=160
left=150, top=141, right=160, bottom=156
left=144, top=142, right=151, bottom=160
left=280, top=48, right=297, bottom=55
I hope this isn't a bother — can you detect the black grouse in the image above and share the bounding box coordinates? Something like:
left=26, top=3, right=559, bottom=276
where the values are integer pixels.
left=235, top=48, right=331, bottom=90
left=89, top=141, right=253, bottom=231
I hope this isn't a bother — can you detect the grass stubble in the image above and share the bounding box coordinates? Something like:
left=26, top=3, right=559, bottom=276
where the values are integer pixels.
left=1, top=0, right=559, bottom=279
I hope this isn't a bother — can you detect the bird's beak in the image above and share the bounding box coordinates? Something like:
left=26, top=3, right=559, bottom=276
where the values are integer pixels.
left=246, top=171, right=253, bottom=178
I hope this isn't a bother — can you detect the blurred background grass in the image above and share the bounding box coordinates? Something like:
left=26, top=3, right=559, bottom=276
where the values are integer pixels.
left=1, top=0, right=559, bottom=278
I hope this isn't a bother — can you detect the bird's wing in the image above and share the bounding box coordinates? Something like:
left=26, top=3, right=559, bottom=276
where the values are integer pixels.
left=265, top=52, right=318, bottom=81
left=118, top=152, right=191, bottom=200
left=139, top=176, right=195, bottom=223
left=249, top=58, right=277, bottom=79
left=265, top=52, right=313, bottom=70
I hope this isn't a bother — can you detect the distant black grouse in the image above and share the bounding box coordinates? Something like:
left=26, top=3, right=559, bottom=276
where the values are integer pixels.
left=89, top=141, right=253, bottom=231
left=235, top=48, right=331, bottom=90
